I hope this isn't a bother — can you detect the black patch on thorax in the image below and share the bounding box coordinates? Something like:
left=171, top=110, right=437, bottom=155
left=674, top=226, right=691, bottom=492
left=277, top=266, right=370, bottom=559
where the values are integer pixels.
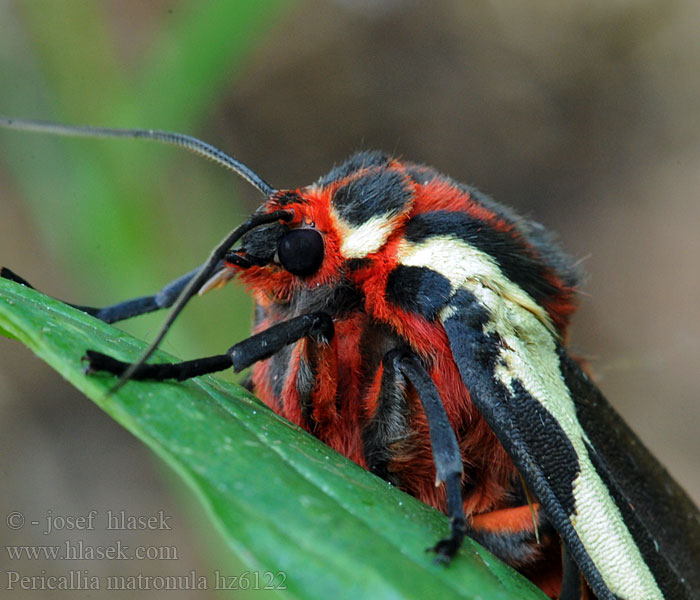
left=386, top=265, right=452, bottom=320
left=315, top=151, right=392, bottom=187
left=332, top=168, right=413, bottom=226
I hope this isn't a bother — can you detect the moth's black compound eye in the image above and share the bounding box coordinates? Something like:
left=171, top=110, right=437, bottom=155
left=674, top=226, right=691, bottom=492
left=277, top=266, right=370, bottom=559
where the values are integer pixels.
left=277, top=228, right=325, bottom=277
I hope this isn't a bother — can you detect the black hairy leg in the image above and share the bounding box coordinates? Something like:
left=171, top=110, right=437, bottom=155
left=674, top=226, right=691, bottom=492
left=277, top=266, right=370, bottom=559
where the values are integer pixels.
left=384, top=349, right=467, bottom=563
left=1, top=265, right=200, bottom=324
left=86, top=312, right=334, bottom=381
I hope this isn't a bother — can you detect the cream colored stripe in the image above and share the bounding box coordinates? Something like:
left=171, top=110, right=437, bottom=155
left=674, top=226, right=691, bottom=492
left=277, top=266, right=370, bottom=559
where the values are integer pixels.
left=483, top=285, right=662, bottom=599
left=336, top=213, right=398, bottom=259
left=399, top=235, right=662, bottom=598
left=397, top=236, right=554, bottom=334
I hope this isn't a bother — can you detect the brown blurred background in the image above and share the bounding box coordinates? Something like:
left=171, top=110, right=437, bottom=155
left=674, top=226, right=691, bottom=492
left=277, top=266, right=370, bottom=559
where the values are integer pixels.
left=1, top=1, right=699, bottom=598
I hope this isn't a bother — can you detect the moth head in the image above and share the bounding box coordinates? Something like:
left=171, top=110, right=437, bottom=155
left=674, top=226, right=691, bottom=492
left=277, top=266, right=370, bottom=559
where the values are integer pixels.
left=227, top=153, right=416, bottom=299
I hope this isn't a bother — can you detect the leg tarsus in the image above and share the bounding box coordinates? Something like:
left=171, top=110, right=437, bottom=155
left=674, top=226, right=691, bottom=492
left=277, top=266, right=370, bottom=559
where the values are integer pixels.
left=84, top=350, right=231, bottom=381
left=2, top=265, right=201, bottom=324
left=386, top=350, right=467, bottom=563
left=85, top=312, right=335, bottom=383
left=1, top=267, right=35, bottom=288
left=2, top=266, right=102, bottom=317
left=429, top=470, right=468, bottom=563
left=93, top=296, right=159, bottom=323
left=430, top=517, right=468, bottom=563
left=430, top=530, right=467, bottom=564
left=91, top=266, right=201, bottom=323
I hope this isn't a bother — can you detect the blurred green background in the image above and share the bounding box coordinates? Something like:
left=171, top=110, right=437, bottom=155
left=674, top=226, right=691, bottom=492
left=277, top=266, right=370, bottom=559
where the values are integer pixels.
left=1, top=1, right=699, bottom=598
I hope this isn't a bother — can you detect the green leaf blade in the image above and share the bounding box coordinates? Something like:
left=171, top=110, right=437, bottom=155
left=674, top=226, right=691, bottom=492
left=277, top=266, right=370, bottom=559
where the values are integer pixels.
left=0, top=278, right=546, bottom=600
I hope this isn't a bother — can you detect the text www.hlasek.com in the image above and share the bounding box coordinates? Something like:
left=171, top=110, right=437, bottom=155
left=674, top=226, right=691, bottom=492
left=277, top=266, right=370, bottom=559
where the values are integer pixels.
left=7, top=540, right=177, bottom=561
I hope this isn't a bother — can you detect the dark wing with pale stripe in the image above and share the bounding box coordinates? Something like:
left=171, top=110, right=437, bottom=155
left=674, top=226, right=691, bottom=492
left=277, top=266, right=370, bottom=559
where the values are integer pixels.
left=443, top=289, right=699, bottom=599
left=382, top=169, right=698, bottom=598
left=442, top=291, right=612, bottom=599
left=559, top=348, right=700, bottom=599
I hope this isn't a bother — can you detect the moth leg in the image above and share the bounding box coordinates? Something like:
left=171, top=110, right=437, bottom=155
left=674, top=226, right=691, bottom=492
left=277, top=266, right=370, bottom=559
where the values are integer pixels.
left=385, top=349, right=467, bottom=563
left=1, top=265, right=199, bottom=323
left=362, top=353, right=412, bottom=484
left=86, top=312, right=334, bottom=382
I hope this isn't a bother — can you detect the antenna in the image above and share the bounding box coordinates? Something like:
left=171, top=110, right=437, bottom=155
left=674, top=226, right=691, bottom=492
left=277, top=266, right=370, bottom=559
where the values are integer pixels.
left=0, top=114, right=286, bottom=390
left=0, top=116, right=274, bottom=197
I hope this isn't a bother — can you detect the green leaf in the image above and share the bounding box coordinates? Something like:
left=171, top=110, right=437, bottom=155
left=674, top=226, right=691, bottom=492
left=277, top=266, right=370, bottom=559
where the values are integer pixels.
left=0, top=278, right=546, bottom=600
left=0, top=324, right=17, bottom=340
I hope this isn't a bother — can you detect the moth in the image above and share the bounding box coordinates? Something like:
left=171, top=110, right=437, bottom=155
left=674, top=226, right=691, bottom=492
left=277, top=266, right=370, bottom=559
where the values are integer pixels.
left=2, top=117, right=699, bottom=600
